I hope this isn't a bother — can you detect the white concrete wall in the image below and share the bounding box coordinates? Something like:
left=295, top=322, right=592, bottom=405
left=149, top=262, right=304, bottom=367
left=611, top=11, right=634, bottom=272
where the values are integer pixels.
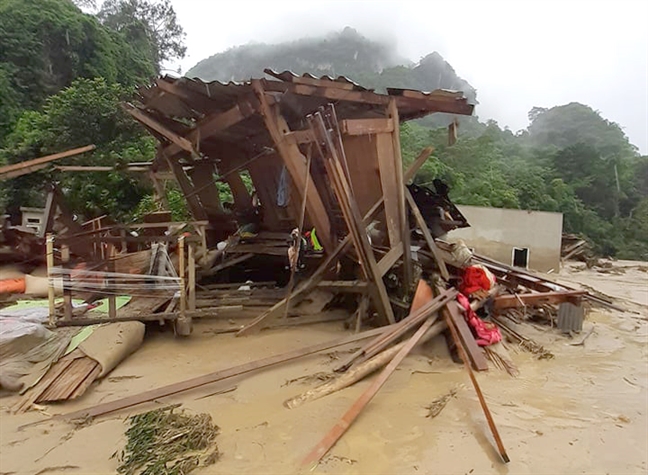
left=449, top=205, right=563, bottom=272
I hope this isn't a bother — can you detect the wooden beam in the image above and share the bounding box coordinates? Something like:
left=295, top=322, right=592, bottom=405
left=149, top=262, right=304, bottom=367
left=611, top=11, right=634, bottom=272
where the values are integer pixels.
left=493, top=291, right=586, bottom=310
left=301, top=312, right=440, bottom=467
left=405, top=187, right=450, bottom=280
left=444, top=300, right=489, bottom=371
left=162, top=101, right=256, bottom=157
left=388, top=99, right=413, bottom=291
left=441, top=299, right=509, bottom=463
left=163, top=154, right=208, bottom=220
left=340, top=118, right=394, bottom=136
left=47, top=325, right=397, bottom=423
left=0, top=145, right=96, bottom=180
left=404, top=146, right=435, bottom=183
left=252, top=80, right=333, bottom=251
left=187, top=161, right=224, bottom=216
left=377, top=245, right=403, bottom=276
left=376, top=133, right=402, bottom=247
left=263, top=80, right=474, bottom=116
left=124, top=104, right=196, bottom=156
left=285, top=129, right=315, bottom=144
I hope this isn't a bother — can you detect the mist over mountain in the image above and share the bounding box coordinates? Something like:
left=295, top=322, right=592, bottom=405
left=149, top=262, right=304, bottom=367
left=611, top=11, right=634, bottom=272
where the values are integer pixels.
left=186, top=27, right=477, bottom=106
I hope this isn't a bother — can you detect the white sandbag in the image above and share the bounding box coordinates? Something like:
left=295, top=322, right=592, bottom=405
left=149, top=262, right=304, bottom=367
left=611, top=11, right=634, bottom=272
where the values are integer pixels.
left=24, top=274, right=63, bottom=297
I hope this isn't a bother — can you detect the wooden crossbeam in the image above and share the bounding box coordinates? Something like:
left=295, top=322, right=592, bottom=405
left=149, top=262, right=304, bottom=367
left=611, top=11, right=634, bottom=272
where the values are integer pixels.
left=263, top=80, right=474, bottom=116
left=124, top=104, right=196, bottom=156
left=162, top=100, right=256, bottom=158
left=493, top=290, right=586, bottom=310
left=405, top=187, right=449, bottom=280
left=340, top=118, right=394, bottom=136
left=0, top=145, right=96, bottom=180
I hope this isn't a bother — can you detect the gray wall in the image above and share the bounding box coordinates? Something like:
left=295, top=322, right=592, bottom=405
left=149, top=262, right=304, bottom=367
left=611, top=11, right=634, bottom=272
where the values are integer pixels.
left=449, top=206, right=563, bottom=272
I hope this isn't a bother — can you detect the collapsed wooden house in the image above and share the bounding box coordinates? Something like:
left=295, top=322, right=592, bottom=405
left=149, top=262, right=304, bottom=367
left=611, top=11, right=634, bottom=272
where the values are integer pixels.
left=125, top=70, right=474, bottom=331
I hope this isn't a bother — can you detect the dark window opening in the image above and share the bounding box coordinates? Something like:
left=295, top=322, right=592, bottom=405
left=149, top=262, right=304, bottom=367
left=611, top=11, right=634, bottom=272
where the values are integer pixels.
left=512, top=247, right=529, bottom=268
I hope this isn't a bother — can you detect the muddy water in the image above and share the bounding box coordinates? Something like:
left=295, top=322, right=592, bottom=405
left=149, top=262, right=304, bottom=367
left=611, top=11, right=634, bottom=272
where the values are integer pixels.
left=1, top=269, right=646, bottom=475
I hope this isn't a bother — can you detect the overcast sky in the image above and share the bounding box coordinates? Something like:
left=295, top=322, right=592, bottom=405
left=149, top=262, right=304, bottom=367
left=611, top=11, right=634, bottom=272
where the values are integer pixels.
left=167, top=0, right=648, bottom=153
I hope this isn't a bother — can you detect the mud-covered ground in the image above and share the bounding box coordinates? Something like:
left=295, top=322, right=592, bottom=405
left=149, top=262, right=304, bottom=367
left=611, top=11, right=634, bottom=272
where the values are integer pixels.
left=1, top=262, right=646, bottom=475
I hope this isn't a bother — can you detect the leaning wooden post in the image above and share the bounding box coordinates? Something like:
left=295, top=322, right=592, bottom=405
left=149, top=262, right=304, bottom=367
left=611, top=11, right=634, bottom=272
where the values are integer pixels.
left=61, top=244, right=72, bottom=321
left=188, top=242, right=196, bottom=312
left=176, top=235, right=192, bottom=336
left=107, top=246, right=117, bottom=320
left=46, top=234, right=55, bottom=326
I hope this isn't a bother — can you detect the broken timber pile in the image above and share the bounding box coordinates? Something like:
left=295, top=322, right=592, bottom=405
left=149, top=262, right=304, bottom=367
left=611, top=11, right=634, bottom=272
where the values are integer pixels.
left=6, top=70, right=626, bottom=469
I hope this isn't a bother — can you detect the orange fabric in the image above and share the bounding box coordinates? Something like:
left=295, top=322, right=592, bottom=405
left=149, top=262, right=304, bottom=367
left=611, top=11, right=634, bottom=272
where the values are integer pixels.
left=0, top=278, right=26, bottom=294
left=410, top=279, right=434, bottom=314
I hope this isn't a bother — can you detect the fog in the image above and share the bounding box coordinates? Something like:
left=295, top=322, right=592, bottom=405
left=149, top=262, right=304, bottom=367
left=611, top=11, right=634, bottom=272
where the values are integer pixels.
left=167, top=0, right=648, bottom=153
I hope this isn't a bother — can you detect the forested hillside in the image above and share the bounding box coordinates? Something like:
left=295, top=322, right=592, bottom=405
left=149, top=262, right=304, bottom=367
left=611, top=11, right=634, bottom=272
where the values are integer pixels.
left=0, top=1, right=646, bottom=259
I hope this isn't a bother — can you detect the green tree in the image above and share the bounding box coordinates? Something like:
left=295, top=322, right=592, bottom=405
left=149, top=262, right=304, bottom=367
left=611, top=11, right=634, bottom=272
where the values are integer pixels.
left=98, top=0, right=186, bottom=69
left=0, top=0, right=155, bottom=144
left=3, top=78, right=155, bottom=220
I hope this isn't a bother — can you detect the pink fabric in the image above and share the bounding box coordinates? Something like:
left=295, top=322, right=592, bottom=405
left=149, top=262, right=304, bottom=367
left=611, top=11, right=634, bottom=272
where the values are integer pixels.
left=457, top=293, right=502, bottom=347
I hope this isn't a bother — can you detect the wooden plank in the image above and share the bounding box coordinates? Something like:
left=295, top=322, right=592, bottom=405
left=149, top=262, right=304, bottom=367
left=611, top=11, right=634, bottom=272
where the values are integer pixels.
left=317, top=280, right=368, bottom=292
left=252, top=80, right=333, bottom=251
left=444, top=300, right=489, bottom=371
left=301, top=313, right=440, bottom=467
left=405, top=188, right=450, bottom=280
left=49, top=325, right=397, bottom=422
left=0, top=145, right=95, bottom=180
left=493, top=291, right=586, bottom=310
left=204, top=253, right=254, bottom=276
left=376, top=133, right=401, bottom=247
left=124, top=104, right=196, bottom=156
left=285, top=129, right=315, bottom=144
left=388, top=99, right=413, bottom=290
left=312, top=112, right=394, bottom=325
left=341, top=118, right=394, bottom=136
left=441, top=299, right=510, bottom=463
left=13, top=353, right=76, bottom=413
left=69, top=362, right=101, bottom=399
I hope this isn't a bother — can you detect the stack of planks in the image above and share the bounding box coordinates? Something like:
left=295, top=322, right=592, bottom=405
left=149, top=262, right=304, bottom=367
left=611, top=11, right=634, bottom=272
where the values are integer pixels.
left=14, top=349, right=101, bottom=413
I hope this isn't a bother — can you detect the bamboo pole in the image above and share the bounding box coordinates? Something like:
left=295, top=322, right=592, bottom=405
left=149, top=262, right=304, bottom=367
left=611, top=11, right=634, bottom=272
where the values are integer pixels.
left=46, top=234, right=55, bottom=326
left=285, top=321, right=446, bottom=409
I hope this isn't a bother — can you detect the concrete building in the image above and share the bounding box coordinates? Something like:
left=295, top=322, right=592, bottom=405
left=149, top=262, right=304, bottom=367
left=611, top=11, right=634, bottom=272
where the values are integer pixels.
left=20, top=207, right=45, bottom=235
left=449, top=205, right=563, bottom=272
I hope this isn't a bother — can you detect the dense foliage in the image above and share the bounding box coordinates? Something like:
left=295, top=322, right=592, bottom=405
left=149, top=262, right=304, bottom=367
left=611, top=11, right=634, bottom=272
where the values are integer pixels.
left=400, top=105, right=648, bottom=259
left=0, top=0, right=183, bottom=222
left=0, top=9, right=645, bottom=260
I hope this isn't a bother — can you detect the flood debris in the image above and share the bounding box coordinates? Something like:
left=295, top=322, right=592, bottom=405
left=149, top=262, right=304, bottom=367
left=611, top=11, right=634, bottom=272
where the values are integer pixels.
left=116, top=404, right=220, bottom=475
left=425, top=387, right=458, bottom=418
left=0, top=70, right=621, bottom=471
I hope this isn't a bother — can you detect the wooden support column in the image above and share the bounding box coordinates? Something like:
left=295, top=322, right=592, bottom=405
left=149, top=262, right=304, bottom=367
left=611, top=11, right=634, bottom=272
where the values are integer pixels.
left=187, top=161, right=223, bottom=216
left=61, top=245, right=72, bottom=321
left=388, top=99, right=413, bottom=292
left=176, top=235, right=192, bottom=336
left=252, top=80, right=333, bottom=251
left=148, top=170, right=170, bottom=210
left=225, top=172, right=252, bottom=211
left=163, top=153, right=208, bottom=221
